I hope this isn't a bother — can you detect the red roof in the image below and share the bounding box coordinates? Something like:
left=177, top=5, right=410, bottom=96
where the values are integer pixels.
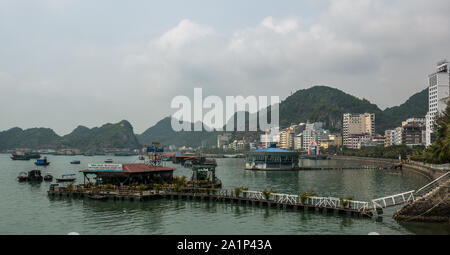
left=122, top=163, right=174, bottom=173
left=80, top=163, right=174, bottom=174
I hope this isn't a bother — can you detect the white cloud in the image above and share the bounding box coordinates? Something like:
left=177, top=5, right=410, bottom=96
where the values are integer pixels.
left=126, top=0, right=450, bottom=114
left=2, top=0, right=450, bottom=134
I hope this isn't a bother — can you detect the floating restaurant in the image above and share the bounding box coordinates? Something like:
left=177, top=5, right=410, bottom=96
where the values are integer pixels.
left=245, top=145, right=300, bottom=170
left=80, top=163, right=175, bottom=186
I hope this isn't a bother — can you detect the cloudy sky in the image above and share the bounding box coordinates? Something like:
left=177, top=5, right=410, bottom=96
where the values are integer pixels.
left=1, top=0, right=449, bottom=135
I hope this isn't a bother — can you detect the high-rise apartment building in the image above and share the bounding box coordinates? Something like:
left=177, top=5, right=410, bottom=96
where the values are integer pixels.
left=426, top=60, right=450, bottom=146
left=343, top=113, right=375, bottom=148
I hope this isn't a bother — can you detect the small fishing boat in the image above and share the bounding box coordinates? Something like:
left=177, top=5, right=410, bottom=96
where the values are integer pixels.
left=70, top=160, right=81, bottom=164
left=104, top=159, right=113, bottom=163
left=43, top=172, right=53, bottom=181
left=35, top=157, right=50, bottom=166
left=56, top=174, right=76, bottom=182
left=17, top=170, right=43, bottom=182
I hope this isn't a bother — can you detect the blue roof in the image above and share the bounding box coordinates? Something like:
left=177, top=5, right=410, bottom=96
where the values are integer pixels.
left=251, top=148, right=295, bottom=153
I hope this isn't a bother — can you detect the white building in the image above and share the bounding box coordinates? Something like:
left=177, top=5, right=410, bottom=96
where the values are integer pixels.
left=426, top=60, right=450, bottom=146
left=394, top=127, right=403, bottom=145
left=260, top=128, right=280, bottom=148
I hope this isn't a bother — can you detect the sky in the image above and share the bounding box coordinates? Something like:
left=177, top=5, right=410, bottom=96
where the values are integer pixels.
left=1, top=0, right=450, bottom=135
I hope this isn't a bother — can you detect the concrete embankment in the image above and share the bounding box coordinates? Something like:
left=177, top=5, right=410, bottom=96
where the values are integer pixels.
left=330, top=156, right=401, bottom=167
left=394, top=161, right=450, bottom=223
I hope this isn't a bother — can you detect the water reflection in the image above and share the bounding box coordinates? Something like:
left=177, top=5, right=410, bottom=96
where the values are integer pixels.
left=0, top=154, right=447, bottom=234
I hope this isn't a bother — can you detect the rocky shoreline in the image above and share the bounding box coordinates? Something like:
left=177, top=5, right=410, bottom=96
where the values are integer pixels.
left=393, top=179, right=450, bottom=223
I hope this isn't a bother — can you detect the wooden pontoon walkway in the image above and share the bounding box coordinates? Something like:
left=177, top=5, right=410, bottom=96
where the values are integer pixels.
left=47, top=186, right=374, bottom=218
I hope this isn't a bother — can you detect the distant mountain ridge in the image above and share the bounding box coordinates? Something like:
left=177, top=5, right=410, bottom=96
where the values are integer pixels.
left=0, top=86, right=429, bottom=150
left=0, top=120, right=140, bottom=151
left=138, top=86, right=429, bottom=147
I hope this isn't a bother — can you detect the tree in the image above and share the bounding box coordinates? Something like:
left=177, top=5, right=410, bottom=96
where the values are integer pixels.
left=428, top=100, right=450, bottom=163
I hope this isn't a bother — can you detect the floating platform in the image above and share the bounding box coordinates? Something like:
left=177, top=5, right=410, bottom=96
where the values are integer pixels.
left=47, top=186, right=373, bottom=218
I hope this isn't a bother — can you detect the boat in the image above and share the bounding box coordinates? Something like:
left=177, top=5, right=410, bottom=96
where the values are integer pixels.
left=35, top=157, right=50, bottom=166
left=104, top=159, right=113, bottom=163
left=43, top=172, right=53, bottom=181
left=26, top=152, right=41, bottom=159
left=17, top=170, right=43, bottom=182
left=10, top=153, right=30, bottom=160
left=70, top=160, right=81, bottom=164
left=56, top=174, right=76, bottom=182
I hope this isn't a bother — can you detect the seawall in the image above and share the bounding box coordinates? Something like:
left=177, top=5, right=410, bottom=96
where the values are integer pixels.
left=394, top=161, right=450, bottom=223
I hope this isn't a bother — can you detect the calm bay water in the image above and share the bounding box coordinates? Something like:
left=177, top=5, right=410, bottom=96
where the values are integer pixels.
left=0, top=153, right=448, bottom=235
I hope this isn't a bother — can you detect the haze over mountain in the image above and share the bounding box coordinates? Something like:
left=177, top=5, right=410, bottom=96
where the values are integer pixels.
left=0, top=86, right=428, bottom=150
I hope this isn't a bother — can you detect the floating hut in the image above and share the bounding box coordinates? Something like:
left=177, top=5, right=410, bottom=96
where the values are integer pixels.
left=80, top=163, right=175, bottom=186
left=245, top=146, right=299, bottom=170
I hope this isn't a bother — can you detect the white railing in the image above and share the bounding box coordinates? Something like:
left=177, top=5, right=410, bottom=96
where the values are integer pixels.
left=242, top=190, right=264, bottom=200
left=372, top=190, right=415, bottom=209
left=271, top=193, right=299, bottom=204
left=415, top=171, right=450, bottom=196
left=348, top=200, right=370, bottom=211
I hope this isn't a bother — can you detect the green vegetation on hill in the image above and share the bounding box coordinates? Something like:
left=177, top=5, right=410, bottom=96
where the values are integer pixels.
left=279, top=86, right=382, bottom=131
left=0, top=86, right=430, bottom=150
left=0, top=120, right=140, bottom=151
left=377, top=88, right=428, bottom=132
left=0, top=127, right=61, bottom=150
left=136, top=117, right=217, bottom=148
left=61, top=120, right=140, bottom=151
left=138, top=86, right=429, bottom=147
